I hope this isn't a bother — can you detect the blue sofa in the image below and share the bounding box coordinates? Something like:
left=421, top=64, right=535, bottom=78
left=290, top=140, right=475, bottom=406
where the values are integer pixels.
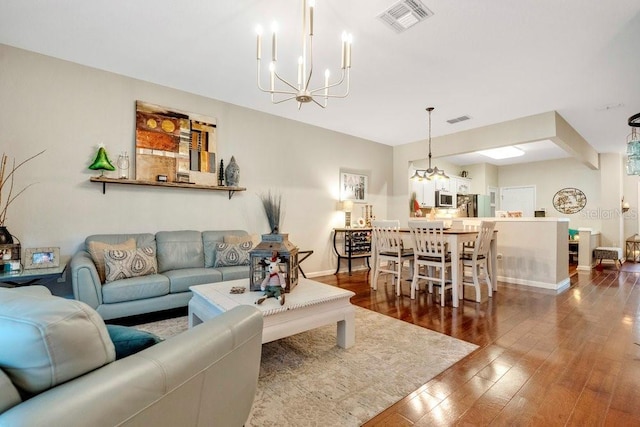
left=70, top=230, right=252, bottom=319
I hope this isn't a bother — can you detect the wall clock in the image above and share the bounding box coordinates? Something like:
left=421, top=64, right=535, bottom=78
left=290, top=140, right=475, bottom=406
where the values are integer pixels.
left=552, top=187, right=587, bottom=214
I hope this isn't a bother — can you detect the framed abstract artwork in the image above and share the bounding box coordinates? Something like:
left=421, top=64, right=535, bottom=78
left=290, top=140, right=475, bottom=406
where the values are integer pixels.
left=340, top=169, right=369, bottom=203
left=135, top=101, right=218, bottom=185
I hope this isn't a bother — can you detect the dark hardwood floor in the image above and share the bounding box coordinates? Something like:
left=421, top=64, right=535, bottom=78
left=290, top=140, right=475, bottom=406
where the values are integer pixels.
left=313, top=261, right=640, bottom=426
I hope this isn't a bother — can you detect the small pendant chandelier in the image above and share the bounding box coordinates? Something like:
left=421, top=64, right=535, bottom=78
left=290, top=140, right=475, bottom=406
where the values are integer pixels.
left=255, top=0, right=353, bottom=109
left=626, top=112, right=640, bottom=175
left=411, top=107, right=449, bottom=181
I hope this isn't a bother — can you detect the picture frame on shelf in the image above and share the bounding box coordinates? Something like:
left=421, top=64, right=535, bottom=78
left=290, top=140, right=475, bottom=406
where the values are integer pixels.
left=24, top=247, right=60, bottom=269
left=339, top=169, right=369, bottom=203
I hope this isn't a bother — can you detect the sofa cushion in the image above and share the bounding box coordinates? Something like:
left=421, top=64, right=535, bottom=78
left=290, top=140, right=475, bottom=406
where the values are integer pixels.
left=0, top=288, right=115, bottom=394
left=216, top=265, right=252, bottom=282
left=214, top=241, right=253, bottom=267
left=87, top=238, right=136, bottom=283
left=163, top=268, right=223, bottom=293
left=101, top=274, right=170, bottom=304
left=106, top=324, right=163, bottom=360
left=0, top=369, right=21, bottom=413
left=104, top=246, right=158, bottom=283
left=203, top=230, right=250, bottom=268
left=156, top=230, right=204, bottom=272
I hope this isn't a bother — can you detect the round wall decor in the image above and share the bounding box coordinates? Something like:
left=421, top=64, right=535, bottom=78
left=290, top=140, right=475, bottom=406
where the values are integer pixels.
left=552, top=187, right=587, bottom=214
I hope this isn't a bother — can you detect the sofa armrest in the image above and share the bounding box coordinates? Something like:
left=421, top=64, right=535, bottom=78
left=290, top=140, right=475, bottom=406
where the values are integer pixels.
left=0, top=305, right=264, bottom=427
left=70, top=251, right=103, bottom=309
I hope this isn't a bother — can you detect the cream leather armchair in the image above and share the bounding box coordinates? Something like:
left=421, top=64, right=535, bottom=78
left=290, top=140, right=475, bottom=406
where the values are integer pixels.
left=0, top=286, right=263, bottom=427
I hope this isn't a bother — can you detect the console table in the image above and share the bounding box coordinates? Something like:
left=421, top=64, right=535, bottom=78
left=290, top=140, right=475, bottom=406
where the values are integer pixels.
left=332, top=228, right=371, bottom=275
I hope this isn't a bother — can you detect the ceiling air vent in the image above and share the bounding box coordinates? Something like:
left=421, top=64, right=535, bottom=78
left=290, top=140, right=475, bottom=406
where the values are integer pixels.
left=378, top=0, right=434, bottom=33
left=447, top=115, right=471, bottom=124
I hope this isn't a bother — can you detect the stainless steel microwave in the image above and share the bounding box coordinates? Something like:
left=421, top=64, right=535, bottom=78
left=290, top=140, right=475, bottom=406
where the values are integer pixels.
left=435, top=191, right=454, bottom=207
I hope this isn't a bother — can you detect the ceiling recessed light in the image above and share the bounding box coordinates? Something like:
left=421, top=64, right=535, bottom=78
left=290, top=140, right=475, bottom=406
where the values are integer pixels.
left=477, top=146, right=525, bottom=160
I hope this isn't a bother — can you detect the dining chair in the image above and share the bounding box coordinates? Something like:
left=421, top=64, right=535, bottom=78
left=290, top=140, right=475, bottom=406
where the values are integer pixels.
left=371, top=220, right=414, bottom=296
left=460, top=221, right=496, bottom=302
left=408, top=220, right=452, bottom=305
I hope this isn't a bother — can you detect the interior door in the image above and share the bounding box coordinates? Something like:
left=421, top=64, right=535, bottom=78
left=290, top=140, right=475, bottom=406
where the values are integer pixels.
left=500, top=186, right=536, bottom=217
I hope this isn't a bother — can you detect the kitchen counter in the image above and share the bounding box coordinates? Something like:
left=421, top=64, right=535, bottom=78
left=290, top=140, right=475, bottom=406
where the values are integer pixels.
left=449, top=217, right=570, bottom=292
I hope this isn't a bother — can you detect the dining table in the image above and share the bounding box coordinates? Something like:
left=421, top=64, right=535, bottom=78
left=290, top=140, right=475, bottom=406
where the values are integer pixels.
left=370, top=226, right=498, bottom=308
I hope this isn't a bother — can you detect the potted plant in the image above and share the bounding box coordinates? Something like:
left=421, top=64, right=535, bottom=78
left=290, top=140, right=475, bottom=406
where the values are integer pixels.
left=0, top=150, right=45, bottom=243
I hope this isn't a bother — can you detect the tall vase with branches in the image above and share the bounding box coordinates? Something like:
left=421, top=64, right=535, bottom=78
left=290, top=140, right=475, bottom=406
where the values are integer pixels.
left=260, top=191, right=283, bottom=234
left=0, top=150, right=45, bottom=242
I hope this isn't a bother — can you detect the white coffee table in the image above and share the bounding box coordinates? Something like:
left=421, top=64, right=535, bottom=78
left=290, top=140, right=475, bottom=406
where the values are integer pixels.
left=189, top=278, right=356, bottom=348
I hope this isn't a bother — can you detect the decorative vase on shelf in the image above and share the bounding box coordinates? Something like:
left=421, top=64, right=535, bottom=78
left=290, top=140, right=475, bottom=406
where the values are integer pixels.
left=225, top=156, right=240, bottom=187
left=0, top=226, right=13, bottom=244
left=117, top=152, right=130, bottom=179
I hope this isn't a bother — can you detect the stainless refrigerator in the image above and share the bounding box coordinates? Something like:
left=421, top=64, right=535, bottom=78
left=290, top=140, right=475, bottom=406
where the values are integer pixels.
left=457, top=194, right=491, bottom=217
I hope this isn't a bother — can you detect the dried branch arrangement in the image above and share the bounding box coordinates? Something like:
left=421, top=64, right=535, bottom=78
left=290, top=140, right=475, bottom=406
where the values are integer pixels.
left=0, top=150, right=45, bottom=226
left=259, top=190, right=283, bottom=234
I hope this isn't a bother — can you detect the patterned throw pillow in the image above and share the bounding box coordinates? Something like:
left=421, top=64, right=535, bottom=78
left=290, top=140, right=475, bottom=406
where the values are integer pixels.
left=214, top=241, right=253, bottom=267
left=104, top=247, right=158, bottom=283
left=87, top=238, right=136, bottom=283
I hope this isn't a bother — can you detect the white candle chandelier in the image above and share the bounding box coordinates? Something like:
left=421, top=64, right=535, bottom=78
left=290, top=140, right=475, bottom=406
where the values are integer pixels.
left=255, top=0, right=353, bottom=109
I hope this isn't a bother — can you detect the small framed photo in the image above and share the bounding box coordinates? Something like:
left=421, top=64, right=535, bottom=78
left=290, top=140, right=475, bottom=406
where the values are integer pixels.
left=25, top=247, right=60, bottom=269
left=340, top=169, right=369, bottom=203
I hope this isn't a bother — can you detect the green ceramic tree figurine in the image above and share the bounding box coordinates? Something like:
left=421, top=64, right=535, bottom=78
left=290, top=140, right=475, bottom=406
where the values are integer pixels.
left=88, top=145, right=116, bottom=176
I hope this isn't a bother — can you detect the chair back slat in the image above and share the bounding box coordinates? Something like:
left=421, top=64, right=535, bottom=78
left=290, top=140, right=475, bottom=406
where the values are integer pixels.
left=473, top=221, right=496, bottom=259
left=372, top=220, right=403, bottom=254
left=408, top=220, right=447, bottom=259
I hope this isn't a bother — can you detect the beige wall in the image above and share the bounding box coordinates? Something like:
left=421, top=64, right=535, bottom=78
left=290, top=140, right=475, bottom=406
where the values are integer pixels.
left=0, top=44, right=392, bottom=286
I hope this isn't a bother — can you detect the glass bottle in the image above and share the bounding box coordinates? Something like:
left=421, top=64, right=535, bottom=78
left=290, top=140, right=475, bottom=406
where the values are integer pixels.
left=117, top=152, right=130, bottom=179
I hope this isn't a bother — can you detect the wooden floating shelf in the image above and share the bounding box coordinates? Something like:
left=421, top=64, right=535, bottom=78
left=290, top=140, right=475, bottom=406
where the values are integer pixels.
left=90, top=176, right=246, bottom=200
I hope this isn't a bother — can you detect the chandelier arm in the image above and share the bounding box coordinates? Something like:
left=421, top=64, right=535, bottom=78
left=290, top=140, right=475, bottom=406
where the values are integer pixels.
left=273, top=70, right=299, bottom=92
left=304, top=33, right=314, bottom=91
left=308, top=70, right=350, bottom=98
left=257, top=61, right=298, bottom=95
left=309, top=70, right=345, bottom=93
left=310, top=97, right=327, bottom=109
left=256, top=61, right=270, bottom=92
left=270, top=94, right=301, bottom=104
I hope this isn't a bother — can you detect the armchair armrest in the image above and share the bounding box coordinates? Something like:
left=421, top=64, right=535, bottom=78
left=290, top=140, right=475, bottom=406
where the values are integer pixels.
left=70, top=251, right=102, bottom=308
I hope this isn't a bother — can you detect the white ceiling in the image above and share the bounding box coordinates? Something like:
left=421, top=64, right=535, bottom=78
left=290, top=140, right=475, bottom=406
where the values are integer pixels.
left=1, top=0, right=639, bottom=165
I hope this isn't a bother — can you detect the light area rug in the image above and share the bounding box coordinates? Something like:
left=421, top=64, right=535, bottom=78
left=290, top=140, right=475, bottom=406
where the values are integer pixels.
left=135, top=306, right=478, bottom=426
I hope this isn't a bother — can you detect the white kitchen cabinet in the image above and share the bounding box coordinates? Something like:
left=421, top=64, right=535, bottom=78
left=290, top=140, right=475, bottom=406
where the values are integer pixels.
left=423, top=179, right=435, bottom=207
left=452, top=177, right=471, bottom=194
left=433, top=178, right=450, bottom=192
left=409, top=178, right=424, bottom=206
left=409, top=178, right=436, bottom=208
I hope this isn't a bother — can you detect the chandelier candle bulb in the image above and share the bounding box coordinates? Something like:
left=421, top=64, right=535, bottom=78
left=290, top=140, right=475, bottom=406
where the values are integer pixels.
left=271, top=23, right=277, bottom=62
left=341, top=32, right=347, bottom=69
left=256, top=26, right=262, bottom=60
left=269, top=62, right=275, bottom=91
left=309, top=0, right=314, bottom=35
left=346, top=34, right=352, bottom=68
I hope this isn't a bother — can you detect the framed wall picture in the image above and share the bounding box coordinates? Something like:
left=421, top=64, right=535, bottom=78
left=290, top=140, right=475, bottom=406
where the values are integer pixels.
left=135, top=101, right=218, bottom=186
left=340, top=169, right=369, bottom=203
left=24, top=247, right=60, bottom=269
